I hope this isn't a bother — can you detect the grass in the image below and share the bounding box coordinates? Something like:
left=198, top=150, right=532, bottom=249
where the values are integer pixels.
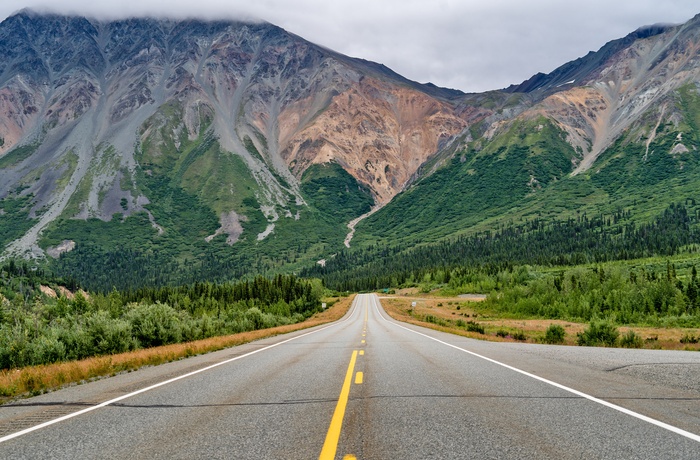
left=0, top=142, right=39, bottom=169
left=378, top=290, right=700, bottom=350
left=0, top=295, right=354, bottom=403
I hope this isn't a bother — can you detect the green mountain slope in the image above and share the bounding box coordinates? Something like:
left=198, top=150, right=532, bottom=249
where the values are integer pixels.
left=354, top=84, right=700, bottom=248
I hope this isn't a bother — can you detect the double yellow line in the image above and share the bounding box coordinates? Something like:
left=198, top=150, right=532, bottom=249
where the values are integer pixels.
left=320, top=297, right=369, bottom=459
left=319, top=350, right=358, bottom=460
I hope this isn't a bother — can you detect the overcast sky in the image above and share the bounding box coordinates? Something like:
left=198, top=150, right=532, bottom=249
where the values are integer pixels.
left=0, top=1, right=698, bottom=93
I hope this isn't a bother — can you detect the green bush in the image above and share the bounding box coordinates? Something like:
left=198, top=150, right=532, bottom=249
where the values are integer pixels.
left=28, top=333, right=67, bottom=365
left=680, top=333, right=698, bottom=344
left=86, top=311, right=135, bottom=355
left=424, top=314, right=447, bottom=326
left=577, top=320, right=619, bottom=347
left=466, top=321, right=485, bottom=334
left=543, top=324, right=566, bottom=344
left=512, top=330, right=527, bottom=341
left=620, top=330, right=643, bottom=348
left=495, top=329, right=509, bottom=338
left=127, top=303, right=183, bottom=348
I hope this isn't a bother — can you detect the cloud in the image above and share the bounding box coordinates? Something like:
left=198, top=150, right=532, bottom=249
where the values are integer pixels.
left=0, top=0, right=697, bottom=92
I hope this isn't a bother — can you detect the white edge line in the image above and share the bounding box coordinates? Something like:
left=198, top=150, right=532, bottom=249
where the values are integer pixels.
left=369, top=294, right=700, bottom=444
left=0, top=296, right=362, bottom=444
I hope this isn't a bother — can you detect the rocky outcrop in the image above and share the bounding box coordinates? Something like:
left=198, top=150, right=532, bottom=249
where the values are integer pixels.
left=514, top=14, right=700, bottom=174
left=281, top=77, right=467, bottom=204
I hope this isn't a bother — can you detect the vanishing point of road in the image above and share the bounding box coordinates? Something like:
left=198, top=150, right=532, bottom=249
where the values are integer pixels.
left=1, top=294, right=699, bottom=458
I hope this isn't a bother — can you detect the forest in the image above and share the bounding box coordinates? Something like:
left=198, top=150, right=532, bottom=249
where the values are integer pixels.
left=440, top=261, right=700, bottom=328
left=4, top=203, right=700, bottom=371
left=306, top=203, right=699, bottom=292
left=0, top=265, right=323, bottom=370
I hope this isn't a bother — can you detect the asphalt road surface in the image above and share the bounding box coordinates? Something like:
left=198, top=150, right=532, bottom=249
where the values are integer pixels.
left=1, top=293, right=700, bottom=459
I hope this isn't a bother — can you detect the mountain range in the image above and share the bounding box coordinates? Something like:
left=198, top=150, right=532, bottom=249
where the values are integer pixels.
left=1, top=10, right=699, bottom=289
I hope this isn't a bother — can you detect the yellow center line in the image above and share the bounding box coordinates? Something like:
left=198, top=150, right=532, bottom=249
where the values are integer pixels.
left=361, top=340, right=365, bottom=344
left=359, top=350, right=364, bottom=356
left=319, top=350, right=358, bottom=460
left=343, top=455, right=357, bottom=460
left=355, top=372, right=363, bottom=384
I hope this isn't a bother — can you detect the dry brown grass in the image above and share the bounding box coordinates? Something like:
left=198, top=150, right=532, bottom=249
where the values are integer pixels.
left=380, top=294, right=700, bottom=350
left=0, top=295, right=354, bottom=403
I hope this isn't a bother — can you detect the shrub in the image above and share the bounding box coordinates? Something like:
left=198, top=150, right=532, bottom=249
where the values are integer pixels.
left=466, top=321, right=485, bottom=334
left=86, top=311, right=135, bottom=355
left=543, top=324, right=566, bottom=344
left=424, top=314, right=447, bottom=326
left=495, top=329, right=509, bottom=338
left=455, top=319, right=466, bottom=327
left=577, top=320, right=619, bottom=347
left=127, top=302, right=183, bottom=347
left=28, top=334, right=66, bottom=365
left=680, top=333, right=699, bottom=344
left=512, top=330, right=527, bottom=341
left=620, top=330, right=643, bottom=348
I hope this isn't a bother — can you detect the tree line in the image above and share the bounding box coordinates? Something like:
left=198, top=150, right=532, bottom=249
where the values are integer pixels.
left=306, top=203, right=699, bottom=292
left=0, top=269, right=323, bottom=370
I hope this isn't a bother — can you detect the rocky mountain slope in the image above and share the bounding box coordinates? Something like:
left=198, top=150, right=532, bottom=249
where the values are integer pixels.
left=356, top=13, right=700, bottom=245
left=1, top=10, right=699, bottom=288
left=0, top=10, right=475, bottom=263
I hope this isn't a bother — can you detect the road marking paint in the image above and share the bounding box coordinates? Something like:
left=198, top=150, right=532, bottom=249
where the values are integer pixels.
left=361, top=340, right=365, bottom=344
left=359, top=350, right=365, bottom=356
left=355, top=372, right=363, bottom=384
left=369, top=294, right=700, bottom=444
left=0, top=297, right=364, bottom=445
left=319, top=350, right=358, bottom=460
left=343, top=455, right=357, bottom=459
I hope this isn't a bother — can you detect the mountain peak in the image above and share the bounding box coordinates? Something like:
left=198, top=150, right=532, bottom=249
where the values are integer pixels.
left=0, top=11, right=470, bottom=260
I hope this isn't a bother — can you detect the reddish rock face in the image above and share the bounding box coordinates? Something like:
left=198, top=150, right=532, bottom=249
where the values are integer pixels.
left=518, top=19, right=700, bottom=174
left=280, top=77, right=468, bottom=204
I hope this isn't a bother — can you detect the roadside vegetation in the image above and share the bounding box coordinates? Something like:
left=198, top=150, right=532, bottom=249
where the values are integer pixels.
left=379, top=256, right=700, bottom=348
left=381, top=289, right=700, bottom=351
left=310, top=203, right=700, bottom=349
left=0, top=295, right=353, bottom=402
left=0, top=261, right=326, bottom=371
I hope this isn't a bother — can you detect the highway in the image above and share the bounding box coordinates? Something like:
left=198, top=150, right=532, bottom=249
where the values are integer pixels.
left=1, top=293, right=700, bottom=458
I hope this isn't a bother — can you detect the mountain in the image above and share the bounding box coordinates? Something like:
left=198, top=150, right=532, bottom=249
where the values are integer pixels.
left=0, top=10, right=477, bottom=281
left=354, top=13, right=700, bottom=247
left=1, top=10, right=699, bottom=289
